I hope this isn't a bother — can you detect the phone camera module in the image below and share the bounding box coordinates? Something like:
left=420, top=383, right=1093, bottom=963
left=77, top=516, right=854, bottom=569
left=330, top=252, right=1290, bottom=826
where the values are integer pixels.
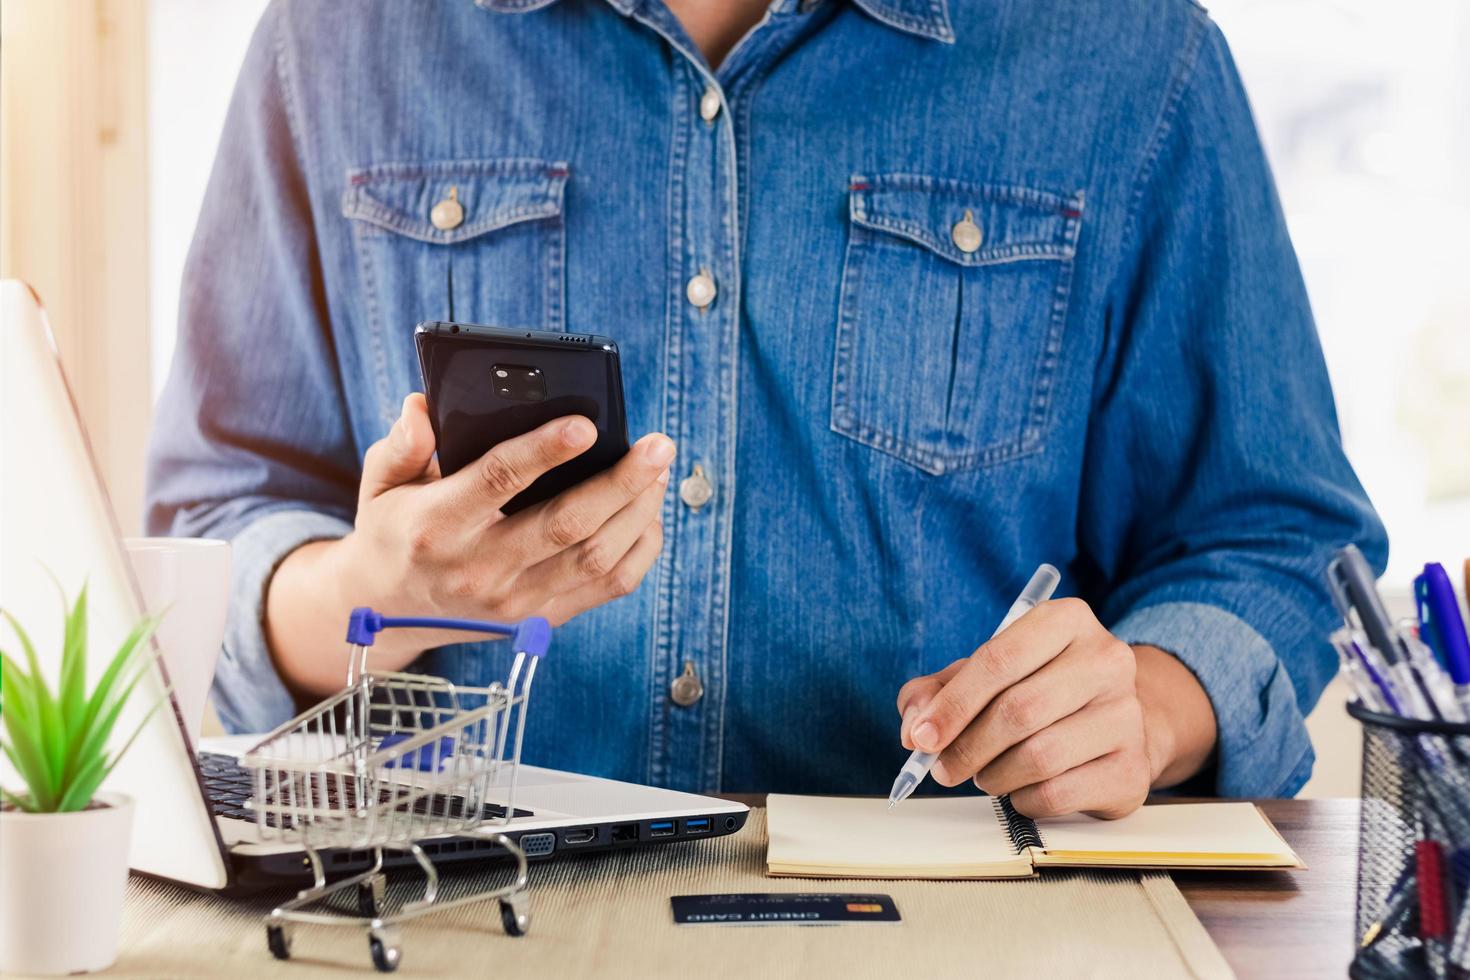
left=490, top=364, right=547, bottom=403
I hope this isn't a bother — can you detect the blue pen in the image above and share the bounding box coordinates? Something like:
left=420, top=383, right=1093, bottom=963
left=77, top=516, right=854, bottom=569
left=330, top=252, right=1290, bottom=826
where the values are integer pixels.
left=1418, top=562, right=1470, bottom=691
left=1414, top=574, right=1448, bottom=668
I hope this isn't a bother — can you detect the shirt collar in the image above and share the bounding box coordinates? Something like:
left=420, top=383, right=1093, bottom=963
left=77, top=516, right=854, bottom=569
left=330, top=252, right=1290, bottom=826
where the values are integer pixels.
left=847, top=0, right=953, bottom=43
left=474, top=0, right=955, bottom=44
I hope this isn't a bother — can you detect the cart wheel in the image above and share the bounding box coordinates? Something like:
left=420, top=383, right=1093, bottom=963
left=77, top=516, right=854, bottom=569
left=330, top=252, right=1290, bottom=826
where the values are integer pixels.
left=357, top=875, right=384, bottom=917
left=499, top=898, right=530, bottom=937
left=266, top=924, right=292, bottom=960
left=368, top=929, right=401, bottom=973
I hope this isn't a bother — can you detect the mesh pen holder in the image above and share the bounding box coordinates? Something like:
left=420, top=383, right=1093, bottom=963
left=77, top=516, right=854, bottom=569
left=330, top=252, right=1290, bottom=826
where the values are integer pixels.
left=1349, top=701, right=1470, bottom=979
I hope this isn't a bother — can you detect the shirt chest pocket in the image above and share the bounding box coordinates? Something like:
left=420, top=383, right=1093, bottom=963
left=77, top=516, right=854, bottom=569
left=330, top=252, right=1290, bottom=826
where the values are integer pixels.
left=832, top=174, right=1082, bottom=474
left=342, top=159, right=569, bottom=405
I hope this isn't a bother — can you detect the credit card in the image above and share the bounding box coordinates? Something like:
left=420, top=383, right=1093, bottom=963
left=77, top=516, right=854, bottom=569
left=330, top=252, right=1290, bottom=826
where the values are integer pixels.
left=670, top=893, right=900, bottom=925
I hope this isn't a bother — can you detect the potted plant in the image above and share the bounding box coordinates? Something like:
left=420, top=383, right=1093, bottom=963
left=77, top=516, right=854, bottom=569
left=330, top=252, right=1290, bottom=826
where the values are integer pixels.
left=0, top=584, right=162, bottom=975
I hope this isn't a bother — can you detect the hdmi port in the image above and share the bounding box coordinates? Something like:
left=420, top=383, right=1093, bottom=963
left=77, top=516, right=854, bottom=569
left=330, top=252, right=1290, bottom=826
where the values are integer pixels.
left=562, top=828, right=596, bottom=845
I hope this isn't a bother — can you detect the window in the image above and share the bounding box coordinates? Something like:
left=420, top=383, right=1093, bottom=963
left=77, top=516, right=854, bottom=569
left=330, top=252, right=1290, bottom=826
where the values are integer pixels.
left=1211, top=0, right=1470, bottom=588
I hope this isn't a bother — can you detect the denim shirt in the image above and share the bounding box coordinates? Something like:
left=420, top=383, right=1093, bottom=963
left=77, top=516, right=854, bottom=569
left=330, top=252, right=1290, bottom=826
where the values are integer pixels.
left=146, top=0, right=1388, bottom=797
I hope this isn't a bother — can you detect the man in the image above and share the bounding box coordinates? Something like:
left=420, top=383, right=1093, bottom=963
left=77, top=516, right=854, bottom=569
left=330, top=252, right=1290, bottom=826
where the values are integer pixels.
left=146, top=0, right=1387, bottom=816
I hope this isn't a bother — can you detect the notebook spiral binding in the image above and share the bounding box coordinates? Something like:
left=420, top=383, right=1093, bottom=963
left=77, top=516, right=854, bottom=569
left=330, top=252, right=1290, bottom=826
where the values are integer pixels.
left=993, top=795, right=1046, bottom=853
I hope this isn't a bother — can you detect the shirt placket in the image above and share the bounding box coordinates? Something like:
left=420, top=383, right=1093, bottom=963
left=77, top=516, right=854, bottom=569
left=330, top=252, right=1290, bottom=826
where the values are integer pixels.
left=629, top=0, right=812, bottom=792
left=614, top=21, right=730, bottom=795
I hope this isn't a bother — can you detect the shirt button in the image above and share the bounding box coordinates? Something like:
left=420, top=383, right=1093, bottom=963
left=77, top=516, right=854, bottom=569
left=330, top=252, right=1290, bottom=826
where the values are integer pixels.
left=951, top=209, right=982, bottom=253
left=430, top=187, right=464, bottom=231
left=699, top=87, right=721, bottom=123
left=679, top=463, right=714, bottom=510
left=670, top=661, right=704, bottom=707
left=686, top=271, right=717, bottom=309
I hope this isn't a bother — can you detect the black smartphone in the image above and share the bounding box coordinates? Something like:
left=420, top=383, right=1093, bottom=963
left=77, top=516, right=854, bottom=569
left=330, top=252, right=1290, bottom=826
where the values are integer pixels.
left=415, top=321, right=629, bottom=514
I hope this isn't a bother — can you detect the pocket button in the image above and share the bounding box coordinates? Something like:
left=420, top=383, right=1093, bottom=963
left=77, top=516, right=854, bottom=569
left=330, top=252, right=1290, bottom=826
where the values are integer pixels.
left=430, top=187, right=464, bottom=231
left=951, top=209, right=982, bottom=253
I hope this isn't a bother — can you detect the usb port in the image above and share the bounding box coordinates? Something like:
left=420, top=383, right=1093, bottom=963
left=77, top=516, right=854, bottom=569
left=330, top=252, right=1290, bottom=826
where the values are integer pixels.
left=562, top=828, right=596, bottom=845
left=649, top=821, right=675, bottom=838
left=684, top=818, right=710, bottom=834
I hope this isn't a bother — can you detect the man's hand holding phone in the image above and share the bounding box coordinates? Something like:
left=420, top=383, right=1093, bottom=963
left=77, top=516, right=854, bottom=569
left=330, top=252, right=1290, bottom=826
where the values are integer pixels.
left=265, top=393, right=672, bottom=697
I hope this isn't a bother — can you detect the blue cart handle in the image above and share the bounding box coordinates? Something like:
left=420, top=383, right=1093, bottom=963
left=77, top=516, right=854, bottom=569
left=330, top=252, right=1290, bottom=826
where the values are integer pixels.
left=345, top=607, right=551, bottom=658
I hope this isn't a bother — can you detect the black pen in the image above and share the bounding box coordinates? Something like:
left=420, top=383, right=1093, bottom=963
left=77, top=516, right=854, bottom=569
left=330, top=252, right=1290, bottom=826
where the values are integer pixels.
left=1327, top=545, right=1400, bottom=666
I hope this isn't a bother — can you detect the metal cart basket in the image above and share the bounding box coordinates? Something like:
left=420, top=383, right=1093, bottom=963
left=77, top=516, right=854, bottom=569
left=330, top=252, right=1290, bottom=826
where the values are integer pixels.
left=239, top=607, right=551, bottom=972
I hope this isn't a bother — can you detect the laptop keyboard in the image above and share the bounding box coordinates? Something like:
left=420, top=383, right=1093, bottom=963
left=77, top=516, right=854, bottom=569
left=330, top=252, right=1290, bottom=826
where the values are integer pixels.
left=198, top=751, right=258, bottom=821
left=197, top=751, right=531, bottom=827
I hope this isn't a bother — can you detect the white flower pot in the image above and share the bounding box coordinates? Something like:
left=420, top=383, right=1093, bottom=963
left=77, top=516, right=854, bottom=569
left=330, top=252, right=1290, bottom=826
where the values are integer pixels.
left=0, top=792, right=134, bottom=975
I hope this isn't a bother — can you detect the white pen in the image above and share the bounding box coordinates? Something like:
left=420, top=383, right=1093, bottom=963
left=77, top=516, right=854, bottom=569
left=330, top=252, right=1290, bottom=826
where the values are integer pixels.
left=1398, top=621, right=1467, bottom=724
left=888, top=563, right=1062, bottom=809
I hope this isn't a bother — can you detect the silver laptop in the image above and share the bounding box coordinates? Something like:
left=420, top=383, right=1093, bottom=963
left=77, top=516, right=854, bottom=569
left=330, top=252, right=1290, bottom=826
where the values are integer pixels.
left=0, top=280, right=747, bottom=893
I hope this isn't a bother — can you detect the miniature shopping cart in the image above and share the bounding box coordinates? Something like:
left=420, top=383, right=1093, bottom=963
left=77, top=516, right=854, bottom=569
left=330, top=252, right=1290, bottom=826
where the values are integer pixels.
left=239, top=607, right=551, bottom=972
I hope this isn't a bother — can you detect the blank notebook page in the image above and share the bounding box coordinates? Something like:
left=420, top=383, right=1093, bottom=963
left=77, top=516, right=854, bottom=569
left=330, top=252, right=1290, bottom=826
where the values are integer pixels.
left=765, top=794, right=1031, bottom=878
left=1035, top=802, right=1302, bottom=867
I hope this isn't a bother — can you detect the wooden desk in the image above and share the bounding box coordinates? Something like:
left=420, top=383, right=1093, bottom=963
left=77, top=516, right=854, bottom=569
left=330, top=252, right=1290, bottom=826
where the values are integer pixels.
left=1173, top=798, right=1359, bottom=980
left=728, top=795, right=1359, bottom=980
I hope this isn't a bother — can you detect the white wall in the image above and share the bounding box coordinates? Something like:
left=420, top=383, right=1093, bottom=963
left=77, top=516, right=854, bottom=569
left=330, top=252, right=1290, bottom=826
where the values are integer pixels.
left=148, top=0, right=268, bottom=394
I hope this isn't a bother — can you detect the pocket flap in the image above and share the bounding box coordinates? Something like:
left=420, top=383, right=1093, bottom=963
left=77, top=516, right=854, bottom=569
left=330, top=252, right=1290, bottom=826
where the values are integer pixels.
left=342, top=158, right=569, bottom=245
left=848, top=174, right=1081, bottom=266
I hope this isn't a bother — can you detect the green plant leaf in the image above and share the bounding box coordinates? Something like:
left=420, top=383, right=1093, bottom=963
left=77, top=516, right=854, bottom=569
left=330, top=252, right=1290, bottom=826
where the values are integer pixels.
left=1, top=736, right=31, bottom=780
left=0, top=656, right=55, bottom=807
left=77, top=613, right=160, bottom=744
left=57, top=580, right=89, bottom=738
left=55, top=749, right=108, bottom=812
left=1, top=726, right=55, bottom=811
left=62, top=611, right=161, bottom=801
left=0, top=649, right=37, bottom=728
left=0, top=597, right=161, bottom=812
left=69, top=655, right=167, bottom=789
left=0, top=661, right=39, bottom=753
left=2, top=610, right=50, bottom=699
left=39, top=568, right=88, bottom=736
left=1, top=786, right=38, bottom=812
left=83, top=692, right=170, bottom=809
left=0, top=610, right=64, bottom=789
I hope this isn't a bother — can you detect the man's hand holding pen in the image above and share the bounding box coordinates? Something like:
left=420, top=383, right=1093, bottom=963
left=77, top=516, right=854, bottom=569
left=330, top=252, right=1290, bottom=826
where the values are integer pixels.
left=895, top=598, right=1218, bottom=820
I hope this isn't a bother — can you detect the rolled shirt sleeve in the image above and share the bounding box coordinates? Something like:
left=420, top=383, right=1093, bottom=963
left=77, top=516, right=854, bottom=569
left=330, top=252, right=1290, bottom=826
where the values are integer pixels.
left=1081, top=21, right=1388, bottom=796
left=211, top=509, right=354, bottom=733
left=1112, top=602, right=1315, bottom=797
left=144, top=5, right=362, bottom=734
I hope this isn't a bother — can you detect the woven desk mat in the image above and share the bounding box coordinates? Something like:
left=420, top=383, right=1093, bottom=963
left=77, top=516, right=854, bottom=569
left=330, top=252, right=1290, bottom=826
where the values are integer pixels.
left=99, top=809, right=1233, bottom=979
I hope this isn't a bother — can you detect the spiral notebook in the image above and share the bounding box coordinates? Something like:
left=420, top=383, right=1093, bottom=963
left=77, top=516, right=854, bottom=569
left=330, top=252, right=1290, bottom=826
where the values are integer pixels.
left=766, top=794, right=1304, bottom=879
